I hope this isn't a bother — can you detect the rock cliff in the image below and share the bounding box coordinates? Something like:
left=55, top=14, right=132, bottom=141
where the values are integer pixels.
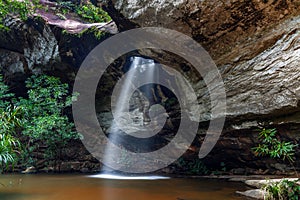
left=99, top=0, right=300, bottom=171
left=1, top=0, right=300, bottom=173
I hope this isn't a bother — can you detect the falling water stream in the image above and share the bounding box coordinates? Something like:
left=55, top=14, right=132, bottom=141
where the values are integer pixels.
left=100, top=56, right=167, bottom=176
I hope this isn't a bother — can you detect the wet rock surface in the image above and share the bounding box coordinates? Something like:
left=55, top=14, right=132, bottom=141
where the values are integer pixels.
left=1, top=0, right=300, bottom=173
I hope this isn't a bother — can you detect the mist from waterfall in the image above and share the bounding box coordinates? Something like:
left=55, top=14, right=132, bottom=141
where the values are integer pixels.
left=97, top=56, right=168, bottom=179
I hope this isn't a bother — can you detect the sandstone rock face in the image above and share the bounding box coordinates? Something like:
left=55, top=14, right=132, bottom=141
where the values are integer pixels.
left=101, top=0, right=300, bottom=59
left=1, top=0, right=300, bottom=173
left=220, top=16, right=300, bottom=122
left=100, top=0, right=300, bottom=170
left=101, top=0, right=300, bottom=124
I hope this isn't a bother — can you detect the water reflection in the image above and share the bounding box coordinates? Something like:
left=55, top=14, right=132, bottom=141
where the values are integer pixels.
left=0, top=174, right=245, bottom=200
left=89, top=173, right=169, bottom=180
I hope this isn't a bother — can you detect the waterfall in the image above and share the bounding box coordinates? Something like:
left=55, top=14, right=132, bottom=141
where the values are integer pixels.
left=93, top=56, right=168, bottom=180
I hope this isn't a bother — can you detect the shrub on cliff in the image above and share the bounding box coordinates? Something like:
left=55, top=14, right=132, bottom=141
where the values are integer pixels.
left=252, top=128, right=298, bottom=163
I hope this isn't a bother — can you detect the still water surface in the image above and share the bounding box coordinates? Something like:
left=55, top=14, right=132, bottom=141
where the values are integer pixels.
left=0, top=174, right=246, bottom=200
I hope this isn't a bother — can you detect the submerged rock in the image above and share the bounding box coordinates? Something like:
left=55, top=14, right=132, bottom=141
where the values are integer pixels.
left=22, top=166, right=37, bottom=174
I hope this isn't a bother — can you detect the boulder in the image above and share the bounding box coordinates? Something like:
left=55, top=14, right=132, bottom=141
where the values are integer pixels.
left=245, top=178, right=299, bottom=188
left=0, top=16, right=59, bottom=77
left=236, top=189, right=264, bottom=200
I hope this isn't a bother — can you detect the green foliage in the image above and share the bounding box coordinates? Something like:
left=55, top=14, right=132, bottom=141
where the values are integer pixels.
left=177, top=158, right=209, bottom=175
left=252, top=128, right=298, bottom=163
left=58, top=1, right=111, bottom=38
left=18, top=75, right=79, bottom=169
left=1, top=0, right=111, bottom=30
left=62, top=26, right=107, bottom=40
left=0, top=74, right=79, bottom=171
left=0, top=76, right=21, bottom=171
left=0, top=0, right=32, bottom=29
left=0, top=106, right=22, bottom=132
left=56, top=0, right=111, bottom=23
left=74, top=2, right=111, bottom=23
left=0, top=76, right=14, bottom=109
left=263, top=179, right=300, bottom=200
left=211, top=162, right=228, bottom=175
left=0, top=106, right=22, bottom=172
left=86, top=26, right=107, bottom=39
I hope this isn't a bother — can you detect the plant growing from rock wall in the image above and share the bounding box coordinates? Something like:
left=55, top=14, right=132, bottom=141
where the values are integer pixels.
left=56, top=1, right=111, bottom=23
left=18, top=75, right=80, bottom=171
left=73, top=2, right=111, bottom=23
left=0, top=0, right=32, bottom=29
left=253, top=128, right=299, bottom=199
left=252, top=128, right=298, bottom=163
left=263, top=179, right=300, bottom=200
left=62, top=26, right=108, bottom=40
left=1, top=0, right=111, bottom=30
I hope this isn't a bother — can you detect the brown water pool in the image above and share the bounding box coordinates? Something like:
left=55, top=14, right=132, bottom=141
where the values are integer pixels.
left=0, top=174, right=246, bottom=200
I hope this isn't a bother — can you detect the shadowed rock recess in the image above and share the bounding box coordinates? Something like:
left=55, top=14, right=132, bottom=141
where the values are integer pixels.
left=0, top=0, right=300, bottom=173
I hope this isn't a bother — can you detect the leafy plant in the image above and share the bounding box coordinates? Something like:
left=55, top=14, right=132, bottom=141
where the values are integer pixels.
left=0, top=134, right=15, bottom=164
left=252, top=128, right=298, bottom=163
left=18, top=75, right=80, bottom=170
left=0, top=76, right=21, bottom=172
left=211, top=162, right=228, bottom=175
left=263, top=179, right=300, bottom=200
left=74, top=2, right=111, bottom=23
left=177, top=158, right=209, bottom=175
left=0, top=0, right=32, bottom=29
left=0, top=132, right=19, bottom=170
left=1, top=0, right=111, bottom=30
left=0, top=75, right=14, bottom=108
left=62, top=26, right=107, bottom=40
left=56, top=0, right=111, bottom=23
